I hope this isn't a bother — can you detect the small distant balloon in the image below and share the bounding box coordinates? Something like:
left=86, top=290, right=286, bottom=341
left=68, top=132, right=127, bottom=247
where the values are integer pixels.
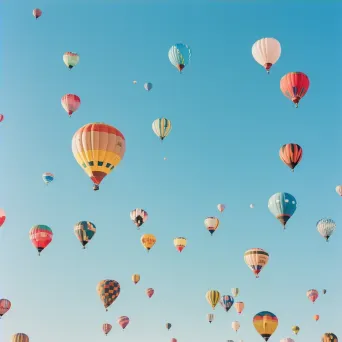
left=250, top=204, right=254, bottom=208
left=103, top=323, right=112, bottom=336
left=133, top=80, right=137, bottom=84
left=0, top=209, right=6, bottom=228
left=63, top=52, right=79, bottom=70
left=144, top=83, right=153, bottom=91
left=0, top=114, right=4, bottom=122
left=42, top=172, right=54, bottom=185
left=314, top=314, right=320, bottom=322
left=335, top=185, right=342, bottom=196
left=0, top=299, right=11, bottom=318
left=33, top=8, right=42, bottom=19
left=317, top=218, right=336, bottom=242
left=217, top=204, right=225, bottom=212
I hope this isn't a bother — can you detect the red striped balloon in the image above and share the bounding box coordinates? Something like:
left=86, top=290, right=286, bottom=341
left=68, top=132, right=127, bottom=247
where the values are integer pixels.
left=0, top=299, right=11, bottom=317
left=279, top=143, right=303, bottom=171
left=61, top=94, right=81, bottom=117
left=118, top=316, right=130, bottom=329
left=102, top=323, right=112, bottom=336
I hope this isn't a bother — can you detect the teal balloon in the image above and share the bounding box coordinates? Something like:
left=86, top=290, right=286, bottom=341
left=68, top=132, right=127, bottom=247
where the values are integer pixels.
left=74, top=221, right=96, bottom=248
left=168, top=43, right=191, bottom=72
left=268, top=192, right=297, bottom=228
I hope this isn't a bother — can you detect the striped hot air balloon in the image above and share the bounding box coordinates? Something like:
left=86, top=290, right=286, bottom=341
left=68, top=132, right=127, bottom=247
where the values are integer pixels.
left=0, top=299, right=11, bottom=318
left=118, top=316, right=130, bottom=330
left=29, top=225, right=53, bottom=256
left=61, top=94, right=81, bottom=117
left=132, top=274, right=140, bottom=284
left=219, top=295, right=234, bottom=312
left=102, top=323, right=112, bottom=336
left=73, top=221, right=96, bottom=248
left=130, top=209, right=148, bottom=228
left=279, top=143, right=303, bottom=171
left=244, top=248, right=269, bottom=278
left=146, top=288, right=154, bottom=298
left=173, top=237, right=187, bottom=252
left=204, top=217, right=220, bottom=235
left=152, top=118, right=172, bottom=141
left=12, top=333, right=29, bottom=342
left=168, top=43, right=191, bottom=73
left=206, top=290, right=220, bottom=310
left=307, top=289, right=319, bottom=303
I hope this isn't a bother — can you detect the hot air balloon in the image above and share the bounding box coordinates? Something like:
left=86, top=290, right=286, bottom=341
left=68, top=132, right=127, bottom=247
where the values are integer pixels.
left=292, top=326, right=300, bottom=335
left=268, top=192, right=297, bottom=229
left=103, top=323, right=112, bottom=336
left=12, top=333, right=29, bottom=342
left=29, top=225, right=53, bottom=256
left=152, top=118, right=172, bottom=141
left=253, top=311, right=278, bottom=341
left=323, top=289, right=327, bottom=294
left=141, top=234, right=156, bottom=252
left=97, top=280, right=120, bottom=311
left=307, top=289, right=319, bottom=303
left=0, top=114, right=4, bottom=122
left=217, top=204, right=225, bottom=212
left=317, top=218, right=336, bottom=241
left=322, top=333, right=338, bottom=342
left=280, top=72, right=310, bottom=108
left=168, top=43, right=191, bottom=73
left=171, top=339, right=177, bottom=342
left=132, top=274, right=140, bottom=284
left=61, top=94, right=81, bottom=117
left=234, top=302, right=244, bottom=315
left=220, top=295, right=234, bottom=312
left=42, top=172, right=54, bottom=185
left=0, top=299, right=11, bottom=318
left=32, top=8, right=42, bottom=19
left=207, top=313, right=214, bottom=323
left=166, top=323, right=172, bottom=330
left=232, top=321, right=240, bottom=332
left=63, top=52, right=80, bottom=70
left=72, top=123, right=126, bottom=191
left=144, top=83, right=153, bottom=91
left=174, top=237, right=187, bottom=252
left=250, top=203, right=255, bottom=208
left=279, top=144, right=303, bottom=171
left=231, top=288, right=239, bottom=297
left=133, top=80, right=137, bottom=84
left=204, top=217, right=220, bottom=235
left=118, top=316, right=130, bottom=330
left=146, top=288, right=154, bottom=298
left=206, top=290, right=220, bottom=310
left=74, top=221, right=96, bottom=248
left=314, top=314, right=320, bottom=322
left=0, top=209, right=6, bottom=228
left=244, top=248, right=269, bottom=278
left=252, top=38, right=281, bottom=74
left=130, top=209, right=148, bottom=228
left=335, top=185, right=342, bottom=196
left=280, top=339, right=295, bottom=342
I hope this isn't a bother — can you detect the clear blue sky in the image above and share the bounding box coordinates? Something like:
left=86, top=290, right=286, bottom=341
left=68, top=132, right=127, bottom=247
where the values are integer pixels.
left=0, top=1, right=341, bottom=341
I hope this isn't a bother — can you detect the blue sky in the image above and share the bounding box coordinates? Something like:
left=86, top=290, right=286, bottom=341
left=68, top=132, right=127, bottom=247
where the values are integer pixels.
left=0, top=1, right=341, bottom=341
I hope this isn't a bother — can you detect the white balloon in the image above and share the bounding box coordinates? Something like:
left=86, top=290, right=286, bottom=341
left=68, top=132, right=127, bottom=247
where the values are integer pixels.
left=252, top=38, right=281, bottom=73
left=250, top=204, right=254, bottom=209
left=317, top=218, right=336, bottom=241
left=217, top=204, right=225, bottom=212
left=335, top=185, right=342, bottom=196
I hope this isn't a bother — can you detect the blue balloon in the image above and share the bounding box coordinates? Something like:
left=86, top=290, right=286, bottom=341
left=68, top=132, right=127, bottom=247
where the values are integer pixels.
left=268, top=192, right=297, bottom=228
left=219, top=295, right=234, bottom=312
left=42, top=172, right=54, bottom=185
left=168, top=43, right=191, bottom=72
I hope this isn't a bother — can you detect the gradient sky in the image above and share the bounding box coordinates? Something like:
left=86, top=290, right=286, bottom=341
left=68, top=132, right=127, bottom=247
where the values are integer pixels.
left=0, top=1, right=341, bottom=342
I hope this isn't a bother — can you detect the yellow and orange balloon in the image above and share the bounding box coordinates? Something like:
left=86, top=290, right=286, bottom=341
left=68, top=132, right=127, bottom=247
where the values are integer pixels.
left=253, top=311, right=278, bottom=341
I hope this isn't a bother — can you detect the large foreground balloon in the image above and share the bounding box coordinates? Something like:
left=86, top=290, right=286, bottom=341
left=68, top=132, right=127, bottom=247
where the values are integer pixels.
left=118, top=316, right=130, bottom=329
left=268, top=192, right=297, bottom=228
left=42, top=172, right=54, bottom=185
left=174, top=237, right=187, bottom=252
left=141, top=234, right=156, bottom=252
left=206, top=290, right=220, bottom=309
left=279, top=144, right=303, bottom=171
left=103, top=323, right=112, bottom=336
left=0, top=209, right=6, bottom=227
left=33, top=8, right=42, bottom=19
left=0, top=299, right=11, bottom=318
left=29, top=225, right=53, bottom=255
left=220, top=295, right=234, bottom=312
left=12, top=333, right=29, bottom=342
left=72, top=123, right=126, bottom=191
left=97, top=280, right=120, bottom=311
left=317, top=218, right=336, bottom=242
left=204, top=217, right=220, bottom=235
left=130, top=209, right=148, bottom=228
left=61, top=94, right=81, bottom=117
left=168, top=43, right=191, bottom=72
left=322, top=333, right=338, bottom=342
left=280, top=72, right=310, bottom=108
left=244, top=248, right=269, bottom=278
left=307, top=289, right=319, bottom=303
left=253, top=311, right=278, bottom=341
left=152, top=118, right=172, bottom=141
left=252, top=38, right=281, bottom=73
left=63, top=52, right=80, bottom=70
left=74, top=221, right=96, bottom=248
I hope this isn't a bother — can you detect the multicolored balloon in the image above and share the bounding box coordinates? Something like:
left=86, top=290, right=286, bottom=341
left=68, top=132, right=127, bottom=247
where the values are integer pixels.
left=234, top=302, right=244, bottom=315
left=280, top=72, right=310, bottom=108
left=279, top=144, right=303, bottom=171
left=63, top=52, right=79, bottom=69
left=146, top=288, right=154, bottom=298
left=268, top=192, right=297, bottom=228
left=253, top=311, right=278, bottom=341
left=103, top=323, right=112, bottom=336
left=317, top=218, right=336, bottom=242
left=73, top=221, right=96, bottom=248
left=144, top=82, right=153, bottom=91
left=32, top=8, right=42, bottom=19
left=132, top=274, right=140, bottom=284
left=72, top=123, right=126, bottom=191
left=321, top=333, right=338, bottom=342
left=96, top=280, right=120, bottom=311
left=152, top=118, right=172, bottom=141
left=130, top=209, right=148, bottom=228
left=141, top=234, right=156, bottom=252
left=252, top=38, right=281, bottom=74
left=0, top=209, right=6, bottom=228
left=118, top=316, right=130, bottom=330
left=42, top=172, right=54, bottom=185
left=307, top=289, right=319, bottom=303
left=292, top=326, right=300, bottom=335
left=204, top=217, right=219, bottom=235
left=168, top=43, right=191, bottom=73
left=219, top=295, right=234, bottom=312
left=0, top=299, right=11, bottom=318
left=244, top=248, right=269, bottom=278
left=206, top=290, right=220, bottom=310
left=29, top=225, right=53, bottom=256
left=174, top=237, right=187, bottom=252
left=61, top=94, right=81, bottom=117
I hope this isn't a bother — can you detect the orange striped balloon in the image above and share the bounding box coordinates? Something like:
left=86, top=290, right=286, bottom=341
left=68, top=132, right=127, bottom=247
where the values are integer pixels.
left=279, top=143, right=303, bottom=171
